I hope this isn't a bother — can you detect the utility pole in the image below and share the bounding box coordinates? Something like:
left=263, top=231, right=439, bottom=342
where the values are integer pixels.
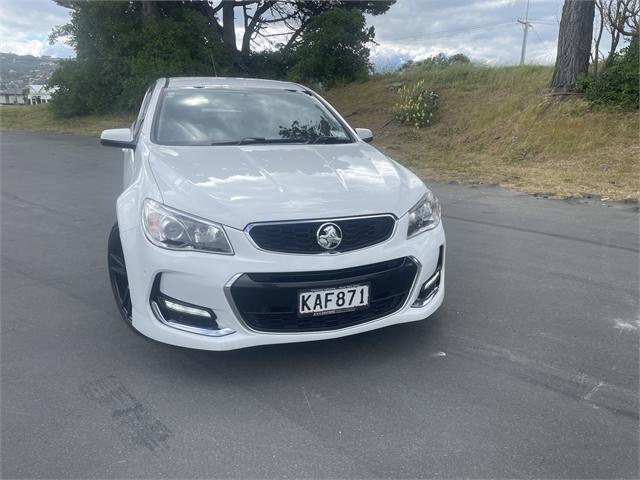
left=517, top=0, right=532, bottom=64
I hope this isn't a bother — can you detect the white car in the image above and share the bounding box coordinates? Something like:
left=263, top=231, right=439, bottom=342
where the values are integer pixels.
left=101, top=77, right=445, bottom=350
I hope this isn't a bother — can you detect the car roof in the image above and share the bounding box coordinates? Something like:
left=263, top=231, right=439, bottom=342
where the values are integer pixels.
left=165, top=77, right=304, bottom=90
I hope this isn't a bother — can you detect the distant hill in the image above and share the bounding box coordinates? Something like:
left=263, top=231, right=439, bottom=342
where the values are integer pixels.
left=0, top=53, right=62, bottom=89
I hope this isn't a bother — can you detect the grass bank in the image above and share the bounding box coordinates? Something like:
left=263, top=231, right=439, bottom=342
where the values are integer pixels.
left=0, top=104, right=134, bottom=137
left=326, top=64, right=639, bottom=201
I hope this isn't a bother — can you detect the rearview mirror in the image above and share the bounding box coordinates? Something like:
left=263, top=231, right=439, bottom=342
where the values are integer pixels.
left=100, top=128, right=136, bottom=149
left=355, top=128, right=373, bottom=143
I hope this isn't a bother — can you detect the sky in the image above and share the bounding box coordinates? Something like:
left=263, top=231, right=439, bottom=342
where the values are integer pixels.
left=0, top=0, right=605, bottom=69
left=367, top=0, right=565, bottom=70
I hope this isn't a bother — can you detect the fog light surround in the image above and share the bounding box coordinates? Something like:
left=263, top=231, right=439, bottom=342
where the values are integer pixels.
left=150, top=276, right=235, bottom=337
left=412, top=270, right=441, bottom=308
left=412, top=245, right=444, bottom=308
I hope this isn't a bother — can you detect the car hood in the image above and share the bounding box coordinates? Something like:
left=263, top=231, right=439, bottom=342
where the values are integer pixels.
left=147, top=142, right=426, bottom=230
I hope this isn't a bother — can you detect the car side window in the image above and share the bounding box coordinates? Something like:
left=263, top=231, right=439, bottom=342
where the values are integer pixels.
left=132, top=86, right=154, bottom=139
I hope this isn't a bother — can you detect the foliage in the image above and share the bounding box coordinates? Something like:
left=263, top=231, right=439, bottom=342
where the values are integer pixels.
left=48, top=2, right=227, bottom=116
left=394, top=80, right=439, bottom=128
left=242, top=50, right=294, bottom=80
left=236, top=0, right=394, bottom=55
left=287, top=8, right=374, bottom=87
left=121, top=11, right=227, bottom=111
left=577, top=36, right=639, bottom=109
left=401, top=53, right=471, bottom=72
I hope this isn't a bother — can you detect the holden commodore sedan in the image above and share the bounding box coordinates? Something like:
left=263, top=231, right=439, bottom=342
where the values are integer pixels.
left=101, top=77, right=445, bottom=350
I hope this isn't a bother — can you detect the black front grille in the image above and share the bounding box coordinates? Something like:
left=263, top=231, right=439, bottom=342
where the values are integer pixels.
left=248, top=215, right=395, bottom=254
left=229, top=257, right=418, bottom=333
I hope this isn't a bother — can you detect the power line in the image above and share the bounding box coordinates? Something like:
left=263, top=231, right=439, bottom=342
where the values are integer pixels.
left=389, top=21, right=517, bottom=43
left=527, top=19, right=559, bottom=25
left=530, top=24, right=556, bottom=62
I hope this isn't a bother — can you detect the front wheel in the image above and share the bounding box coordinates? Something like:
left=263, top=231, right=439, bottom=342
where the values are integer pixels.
left=108, top=223, right=133, bottom=326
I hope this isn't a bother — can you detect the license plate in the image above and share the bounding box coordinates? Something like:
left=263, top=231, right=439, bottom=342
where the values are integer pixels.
left=298, top=284, right=370, bottom=317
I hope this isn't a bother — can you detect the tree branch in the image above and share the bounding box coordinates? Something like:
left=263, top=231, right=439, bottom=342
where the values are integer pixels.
left=241, top=0, right=277, bottom=54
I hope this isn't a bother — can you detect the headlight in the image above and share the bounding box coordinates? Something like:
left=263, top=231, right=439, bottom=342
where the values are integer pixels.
left=142, top=199, right=233, bottom=254
left=407, top=190, right=441, bottom=238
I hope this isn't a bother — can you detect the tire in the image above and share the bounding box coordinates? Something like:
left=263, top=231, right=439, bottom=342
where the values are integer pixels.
left=107, top=223, right=135, bottom=328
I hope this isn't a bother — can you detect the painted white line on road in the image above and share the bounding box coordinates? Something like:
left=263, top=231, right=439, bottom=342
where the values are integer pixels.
left=613, top=319, right=639, bottom=333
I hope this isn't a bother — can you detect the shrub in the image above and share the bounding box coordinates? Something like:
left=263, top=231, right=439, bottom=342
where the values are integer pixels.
left=243, top=50, right=294, bottom=81
left=46, top=59, right=93, bottom=117
left=400, top=52, right=471, bottom=72
left=394, top=80, right=439, bottom=128
left=288, top=8, right=374, bottom=87
left=577, top=36, right=639, bottom=109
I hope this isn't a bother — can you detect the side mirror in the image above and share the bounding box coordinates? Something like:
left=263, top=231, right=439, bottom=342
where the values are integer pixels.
left=100, top=128, right=136, bottom=149
left=355, top=128, right=373, bottom=143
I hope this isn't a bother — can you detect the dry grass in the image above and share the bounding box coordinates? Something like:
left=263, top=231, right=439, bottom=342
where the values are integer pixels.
left=0, top=104, right=134, bottom=137
left=326, top=65, right=640, bottom=201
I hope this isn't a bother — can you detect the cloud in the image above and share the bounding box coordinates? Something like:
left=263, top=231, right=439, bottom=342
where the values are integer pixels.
left=0, top=0, right=73, bottom=57
left=372, top=52, right=412, bottom=72
left=368, top=0, right=566, bottom=68
left=0, top=38, right=72, bottom=57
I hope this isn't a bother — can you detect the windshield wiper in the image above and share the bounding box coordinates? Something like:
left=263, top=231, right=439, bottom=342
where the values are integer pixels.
left=236, top=137, right=267, bottom=145
left=209, top=137, right=268, bottom=146
left=211, top=137, right=308, bottom=146
left=309, top=136, right=351, bottom=144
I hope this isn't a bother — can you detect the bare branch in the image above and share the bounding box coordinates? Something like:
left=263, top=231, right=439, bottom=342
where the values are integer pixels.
left=209, top=1, right=224, bottom=15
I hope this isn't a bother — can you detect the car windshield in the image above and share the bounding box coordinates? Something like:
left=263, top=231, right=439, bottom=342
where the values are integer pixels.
left=153, top=88, right=353, bottom=146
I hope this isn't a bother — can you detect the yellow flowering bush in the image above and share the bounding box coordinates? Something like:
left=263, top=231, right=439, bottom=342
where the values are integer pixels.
left=394, top=80, right=439, bottom=129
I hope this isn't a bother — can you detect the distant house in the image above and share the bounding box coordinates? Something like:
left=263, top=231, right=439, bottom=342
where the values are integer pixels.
left=0, top=84, right=57, bottom=105
left=0, top=88, right=27, bottom=105
left=26, top=84, right=56, bottom=104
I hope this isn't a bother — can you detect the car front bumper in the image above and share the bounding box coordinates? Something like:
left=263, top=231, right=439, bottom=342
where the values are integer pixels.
left=119, top=218, right=445, bottom=351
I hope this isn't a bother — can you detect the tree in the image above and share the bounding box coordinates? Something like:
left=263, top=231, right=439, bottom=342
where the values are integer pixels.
left=48, top=1, right=226, bottom=115
left=288, top=8, right=374, bottom=86
left=592, top=0, right=605, bottom=77
left=602, top=0, right=639, bottom=67
left=579, top=35, right=639, bottom=107
left=551, top=0, right=596, bottom=93
left=590, top=1, right=639, bottom=78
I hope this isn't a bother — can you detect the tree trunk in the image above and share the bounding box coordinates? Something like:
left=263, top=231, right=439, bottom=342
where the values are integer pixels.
left=141, top=0, right=156, bottom=18
left=241, top=1, right=275, bottom=55
left=593, top=1, right=604, bottom=77
left=241, top=25, right=253, bottom=55
left=550, top=0, right=596, bottom=93
left=283, top=18, right=311, bottom=51
left=605, top=30, right=620, bottom=67
left=222, top=1, right=237, bottom=53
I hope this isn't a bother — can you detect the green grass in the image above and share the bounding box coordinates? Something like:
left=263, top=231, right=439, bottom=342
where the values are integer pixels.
left=0, top=104, right=134, bottom=137
left=326, top=65, right=640, bottom=200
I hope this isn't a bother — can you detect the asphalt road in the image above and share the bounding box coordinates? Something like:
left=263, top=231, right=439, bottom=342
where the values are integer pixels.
left=1, top=130, right=638, bottom=479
